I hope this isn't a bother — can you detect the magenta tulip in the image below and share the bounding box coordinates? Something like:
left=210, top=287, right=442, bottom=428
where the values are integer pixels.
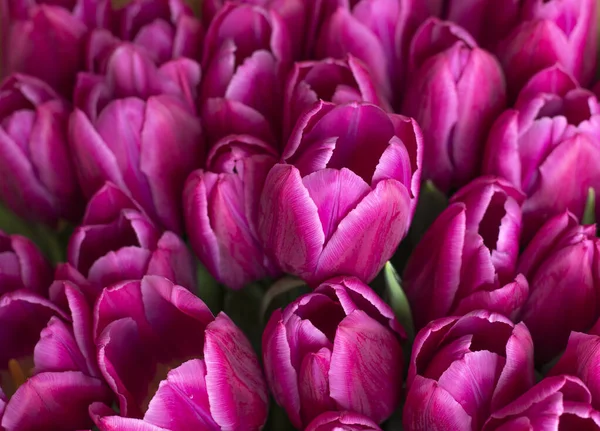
left=0, top=74, right=83, bottom=224
left=483, top=66, right=600, bottom=240
left=496, top=0, right=598, bottom=96
left=403, top=176, right=528, bottom=330
left=483, top=375, right=600, bottom=430
left=0, top=230, right=52, bottom=297
left=516, top=211, right=600, bottom=364
left=306, top=411, right=383, bottom=431
left=260, top=101, right=422, bottom=285
left=263, top=276, right=405, bottom=428
left=57, top=182, right=196, bottom=302
left=184, top=135, right=280, bottom=290
left=201, top=3, right=292, bottom=146
left=90, top=275, right=269, bottom=429
left=403, top=311, right=535, bottom=431
left=70, top=43, right=203, bottom=233
left=403, top=19, right=506, bottom=192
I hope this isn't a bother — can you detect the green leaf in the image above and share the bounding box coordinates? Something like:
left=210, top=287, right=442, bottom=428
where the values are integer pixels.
left=409, top=180, right=448, bottom=245
left=195, top=260, right=224, bottom=315
left=223, top=283, right=264, bottom=354
left=260, top=276, right=308, bottom=324
left=263, top=403, right=295, bottom=431
left=384, top=261, right=414, bottom=341
left=583, top=187, right=596, bottom=225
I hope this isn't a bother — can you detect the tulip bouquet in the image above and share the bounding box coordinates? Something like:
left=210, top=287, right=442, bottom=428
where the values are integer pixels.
left=2, top=0, right=600, bottom=430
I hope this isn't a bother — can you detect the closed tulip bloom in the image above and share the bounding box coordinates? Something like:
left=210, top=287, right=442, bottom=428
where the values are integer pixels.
left=516, top=211, right=600, bottom=364
left=283, top=55, right=387, bottom=140
left=260, top=101, right=422, bottom=285
left=91, top=275, right=269, bottom=429
left=201, top=3, right=292, bottom=146
left=483, top=375, right=600, bottom=430
left=70, top=44, right=204, bottom=233
left=497, top=0, right=598, bottom=96
left=306, top=411, right=383, bottom=431
left=403, top=19, right=506, bottom=192
left=0, top=74, right=83, bottom=225
left=0, top=283, right=112, bottom=431
left=403, top=177, right=528, bottom=331
left=403, top=310, right=535, bottom=431
left=184, top=135, right=280, bottom=290
left=0, top=230, right=52, bottom=296
left=263, top=277, right=405, bottom=428
left=60, top=182, right=196, bottom=302
left=483, top=66, right=600, bottom=238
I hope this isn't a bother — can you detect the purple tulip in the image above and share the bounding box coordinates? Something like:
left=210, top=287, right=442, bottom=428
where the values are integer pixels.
left=184, top=135, right=280, bottom=290
left=403, top=19, right=506, bottom=192
left=263, top=276, right=405, bottom=428
left=91, top=275, right=269, bottom=429
left=201, top=3, right=292, bottom=147
left=516, top=211, right=600, bottom=364
left=58, top=182, right=196, bottom=302
left=306, top=411, right=383, bottom=431
left=483, top=375, right=600, bottom=430
left=548, top=331, right=600, bottom=410
left=483, top=66, right=600, bottom=239
left=403, top=311, right=535, bottom=431
left=403, top=176, right=528, bottom=330
left=0, top=230, right=52, bottom=297
left=496, top=0, right=598, bottom=96
left=1, top=0, right=111, bottom=96
left=283, top=55, right=388, bottom=140
left=70, top=43, right=204, bottom=233
left=0, top=282, right=112, bottom=431
left=0, top=74, right=83, bottom=224
left=260, top=101, right=422, bottom=285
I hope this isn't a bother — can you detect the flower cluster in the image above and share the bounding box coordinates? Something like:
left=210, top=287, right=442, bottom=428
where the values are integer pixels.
left=0, top=0, right=599, bottom=430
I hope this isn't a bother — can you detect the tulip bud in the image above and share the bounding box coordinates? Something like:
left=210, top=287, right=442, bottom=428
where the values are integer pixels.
left=306, top=411, right=383, bottom=431
left=70, top=44, right=204, bottom=233
left=263, top=276, right=405, bottom=428
left=403, top=311, right=535, bottom=431
left=91, top=275, right=269, bottom=428
left=184, top=135, right=280, bottom=290
left=483, top=66, right=600, bottom=239
left=0, top=74, right=83, bottom=225
left=403, top=177, right=528, bottom=330
left=260, top=102, right=422, bottom=285
left=283, top=55, right=387, bottom=140
left=201, top=3, right=292, bottom=146
left=403, top=19, right=506, bottom=192
left=63, top=183, right=196, bottom=300
left=496, top=0, right=598, bottom=96
left=0, top=230, right=52, bottom=297
left=516, top=211, right=600, bottom=363
left=483, top=375, right=600, bottom=430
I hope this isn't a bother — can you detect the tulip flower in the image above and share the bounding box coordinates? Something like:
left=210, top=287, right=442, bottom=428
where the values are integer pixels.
left=70, top=43, right=204, bottom=233
left=403, top=310, right=535, bottom=431
left=306, top=411, right=383, bottom=431
left=1, top=0, right=111, bottom=97
left=496, top=0, right=598, bottom=96
left=548, top=331, right=600, bottom=410
left=263, top=276, right=406, bottom=428
left=403, top=177, right=528, bottom=330
left=0, top=74, right=83, bottom=225
left=403, top=19, right=506, bottom=192
left=516, top=211, right=600, bottom=364
left=483, top=375, right=600, bottom=430
left=483, top=66, right=600, bottom=239
left=260, top=101, right=422, bottom=285
left=0, top=230, right=52, bottom=296
left=57, top=182, right=196, bottom=302
left=184, top=135, right=280, bottom=290
left=283, top=55, right=387, bottom=140
left=201, top=3, right=292, bottom=146
left=0, top=282, right=112, bottom=430
left=91, top=275, right=269, bottom=429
